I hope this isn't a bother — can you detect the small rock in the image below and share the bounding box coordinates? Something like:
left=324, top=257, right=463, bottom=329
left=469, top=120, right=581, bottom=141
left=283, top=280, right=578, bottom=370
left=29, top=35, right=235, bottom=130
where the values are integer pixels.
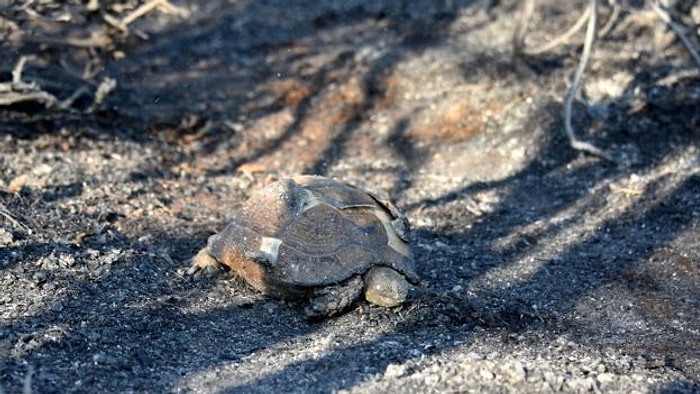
left=479, top=368, right=495, bottom=380
left=49, top=301, right=64, bottom=312
left=596, top=372, right=616, bottom=385
left=263, top=302, right=279, bottom=314
left=92, top=352, right=109, bottom=365
left=384, top=363, right=407, bottom=379
left=0, top=228, right=13, bottom=245
left=408, top=348, right=422, bottom=357
left=463, top=352, right=484, bottom=362
left=458, top=362, right=478, bottom=376
left=423, top=372, right=440, bottom=386
left=33, top=271, right=48, bottom=285
left=58, top=253, right=75, bottom=268
left=502, top=360, right=527, bottom=382
left=596, top=363, right=607, bottom=373
left=103, top=249, right=121, bottom=265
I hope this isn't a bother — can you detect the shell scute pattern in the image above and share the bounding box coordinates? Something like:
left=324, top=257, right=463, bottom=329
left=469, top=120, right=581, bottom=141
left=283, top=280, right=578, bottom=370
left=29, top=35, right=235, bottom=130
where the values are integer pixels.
left=190, top=175, right=419, bottom=316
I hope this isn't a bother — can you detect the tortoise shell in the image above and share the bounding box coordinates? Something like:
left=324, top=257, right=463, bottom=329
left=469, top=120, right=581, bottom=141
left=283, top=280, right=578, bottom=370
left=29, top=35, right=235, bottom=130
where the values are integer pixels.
left=203, top=176, right=418, bottom=298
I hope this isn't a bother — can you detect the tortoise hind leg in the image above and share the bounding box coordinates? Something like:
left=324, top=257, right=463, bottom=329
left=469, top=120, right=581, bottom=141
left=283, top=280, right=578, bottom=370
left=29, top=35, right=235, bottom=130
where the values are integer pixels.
left=304, top=276, right=364, bottom=318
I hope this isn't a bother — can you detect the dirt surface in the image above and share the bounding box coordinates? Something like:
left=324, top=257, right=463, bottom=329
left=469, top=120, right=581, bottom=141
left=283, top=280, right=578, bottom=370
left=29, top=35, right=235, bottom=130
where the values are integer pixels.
left=1, top=0, right=700, bottom=392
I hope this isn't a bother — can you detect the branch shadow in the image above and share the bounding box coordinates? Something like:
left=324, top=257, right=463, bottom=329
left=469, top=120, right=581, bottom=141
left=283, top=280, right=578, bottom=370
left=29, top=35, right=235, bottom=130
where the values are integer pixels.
left=220, top=99, right=699, bottom=392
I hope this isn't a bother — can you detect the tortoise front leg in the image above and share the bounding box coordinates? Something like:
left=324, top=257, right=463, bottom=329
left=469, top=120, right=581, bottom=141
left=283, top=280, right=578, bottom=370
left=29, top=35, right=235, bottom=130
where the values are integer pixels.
left=187, top=247, right=224, bottom=276
left=304, top=276, right=364, bottom=318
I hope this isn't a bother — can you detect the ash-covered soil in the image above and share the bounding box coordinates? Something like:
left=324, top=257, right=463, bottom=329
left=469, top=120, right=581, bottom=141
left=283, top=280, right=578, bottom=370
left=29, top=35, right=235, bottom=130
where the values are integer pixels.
left=1, top=0, right=699, bottom=393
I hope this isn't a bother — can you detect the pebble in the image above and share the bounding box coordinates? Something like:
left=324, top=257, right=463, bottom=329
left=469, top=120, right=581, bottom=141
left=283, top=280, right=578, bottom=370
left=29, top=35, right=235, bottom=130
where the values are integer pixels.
left=383, top=363, right=407, bottom=379
left=502, top=360, right=527, bottom=382
left=0, top=228, right=13, bottom=245
left=479, top=368, right=495, bottom=380
left=596, top=372, right=616, bottom=384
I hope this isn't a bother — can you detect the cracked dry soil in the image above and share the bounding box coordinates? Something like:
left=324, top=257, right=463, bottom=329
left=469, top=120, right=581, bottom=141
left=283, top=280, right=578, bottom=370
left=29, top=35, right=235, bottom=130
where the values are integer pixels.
left=1, top=0, right=700, bottom=393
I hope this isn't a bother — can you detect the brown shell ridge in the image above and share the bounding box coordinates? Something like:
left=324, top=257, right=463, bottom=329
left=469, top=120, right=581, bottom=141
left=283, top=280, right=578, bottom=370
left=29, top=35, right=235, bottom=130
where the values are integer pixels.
left=339, top=205, right=412, bottom=258
left=296, top=176, right=379, bottom=209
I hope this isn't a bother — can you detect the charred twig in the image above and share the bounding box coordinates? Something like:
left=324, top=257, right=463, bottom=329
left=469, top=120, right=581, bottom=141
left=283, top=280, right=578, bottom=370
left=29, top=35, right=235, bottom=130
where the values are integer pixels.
left=122, top=0, right=190, bottom=25
left=1, top=56, right=115, bottom=112
left=57, top=86, right=91, bottom=110
left=563, top=0, right=615, bottom=161
left=0, top=203, right=31, bottom=233
left=649, top=0, right=700, bottom=69
left=514, top=1, right=614, bottom=161
left=86, top=77, right=117, bottom=113
left=597, top=0, right=621, bottom=38
left=0, top=56, right=59, bottom=107
left=18, top=0, right=189, bottom=48
left=656, top=68, right=700, bottom=86
left=0, top=1, right=188, bottom=115
left=104, top=0, right=190, bottom=36
left=11, top=55, right=30, bottom=84
left=514, top=0, right=619, bottom=56
left=519, top=1, right=594, bottom=56
left=512, top=0, right=536, bottom=58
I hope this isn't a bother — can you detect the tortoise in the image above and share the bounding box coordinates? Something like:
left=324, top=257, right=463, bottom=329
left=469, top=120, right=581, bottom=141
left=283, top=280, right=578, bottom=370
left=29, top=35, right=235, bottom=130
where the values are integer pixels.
left=189, top=175, right=419, bottom=317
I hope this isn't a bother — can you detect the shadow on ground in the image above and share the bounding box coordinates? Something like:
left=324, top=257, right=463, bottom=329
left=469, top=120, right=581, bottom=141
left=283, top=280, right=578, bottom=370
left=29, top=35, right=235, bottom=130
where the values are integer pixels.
left=1, top=0, right=699, bottom=392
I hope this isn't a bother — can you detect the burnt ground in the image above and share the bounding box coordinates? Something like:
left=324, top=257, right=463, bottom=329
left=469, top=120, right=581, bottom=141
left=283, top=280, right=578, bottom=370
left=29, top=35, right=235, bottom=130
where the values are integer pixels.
left=1, top=0, right=700, bottom=392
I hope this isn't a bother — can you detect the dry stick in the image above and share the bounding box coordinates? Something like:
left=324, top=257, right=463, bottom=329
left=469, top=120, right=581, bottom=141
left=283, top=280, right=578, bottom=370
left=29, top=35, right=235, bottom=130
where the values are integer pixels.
left=597, top=1, right=621, bottom=38
left=20, top=32, right=113, bottom=49
left=0, top=87, right=56, bottom=106
left=106, top=0, right=190, bottom=33
left=513, top=0, right=536, bottom=57
left=648, top=0, right=700, bottom=69
left=85, top=77, right=117, bottom=114
left=2, top=56, right=102, bottom=110
left=564, top=0, right=615, bottom=162
left=524, top=3, right=593, bottom=56
left=1, top=56, right=59, bottom=107
left=57, top=86, right=90, bottom=110
left=11, top=55, right=32, bottom=84
left=122, top=0, right=176, bottom=25
left=0, top=203, right=30, bottom=232
left=656, top=68, right=700, bottom=86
